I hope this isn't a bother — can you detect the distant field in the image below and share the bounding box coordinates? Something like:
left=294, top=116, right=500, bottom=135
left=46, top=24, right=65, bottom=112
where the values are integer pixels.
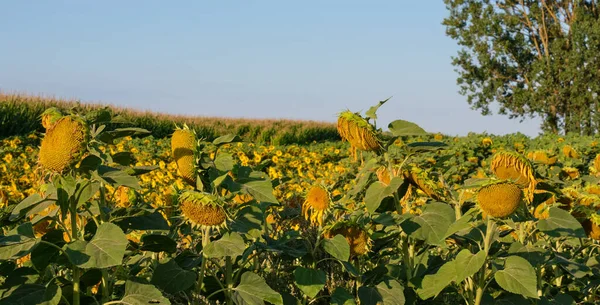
left=0, top=92, right=340, bottom=144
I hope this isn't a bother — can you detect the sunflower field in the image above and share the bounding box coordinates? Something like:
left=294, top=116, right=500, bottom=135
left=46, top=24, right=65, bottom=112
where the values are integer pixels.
left=2, top=100, right=600, bottom=305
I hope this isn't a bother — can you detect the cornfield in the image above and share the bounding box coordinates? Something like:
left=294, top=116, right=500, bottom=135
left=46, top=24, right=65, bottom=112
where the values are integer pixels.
left=0, top=92, right=340, bottom=144
left=2, top=99, right=600, bottom=305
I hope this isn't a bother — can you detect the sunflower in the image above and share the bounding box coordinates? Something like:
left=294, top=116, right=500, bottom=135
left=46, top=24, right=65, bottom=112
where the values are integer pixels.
left=336, top=111, right=381, bottom=153
left=323, top=221, right=371, bottom=257
left=171, top=125, right=197, bottom=187
left=38, top=115, right=89, bottom=173
left=40, top=107, right=63, bottom=129
left=179, top=191, right=227, bottom=229
left=490, top=151, right=536, bottom=202
left=562, top=145, right=580, bottom=159
left=402, top=167, right=444, bottom=201
left=302, top=185, right=331, bottom=227
left=476, top=181, right=522, bottom=218
left=526, top=150, right=557, bottom=165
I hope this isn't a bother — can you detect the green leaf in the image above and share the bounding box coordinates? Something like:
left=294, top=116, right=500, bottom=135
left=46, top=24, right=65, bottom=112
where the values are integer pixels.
left=100, top=169, right=140, bottom=189
left=231, top=205, right=263, bottom=238
left=0, top=223, right=38, bottom=260
left=365, top=97, right=391, bottom=120
left=388, top=120, right=427, bottom=136
left=376, top=280, right=405, bottom=305
left=80, top=223, right=128, bottom=268
left=242, top=180, right=278, bottom=205
left=405, top=142, right=448, bottom=153
left=151, top=259, right=196, bottom=294
left=140, top=235, right=177, bottom=253
left=294, top=267, right=326, bottom=298
left=454, top=249, right=486, bottom=283
left=234, top=272, right=283, bottom=305
left=494, top=256, right=539, bottom=299
left=412, top=202, right=455, bottom=245
left=9, top=194, right=45, bottom=221
left=537, top=207, right=585, bottom=238
left=119, top=280, right=171, bottom=305
left=330, top=287, right=356, bottom=305
left=215, top=153, right=234, bottom=172
left=31, top=230, right=65, bottom=271
left=111, top=151, right=135, bottom=166
left=364, top=177, right=404, bottom=213
left=0, top=283, right=61, bottom=305
left=416, top=260, right=457, bottom=299
left=213, top=134, right=242, bottom=146
left=508, top=242, right=548, bottom=267
left=322, top=234, right=350, bottom=262
left=357, top=287, right=382, bottom=305
left=204, top=232, right=246, bottom=258
left=115, top=211, right=170, bottom=231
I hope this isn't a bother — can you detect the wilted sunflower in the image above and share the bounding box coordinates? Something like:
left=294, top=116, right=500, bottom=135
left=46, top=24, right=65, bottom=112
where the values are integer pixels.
left=179, top=191, right=227, bottom=229
left=562, top=145, right=580, bottom=159
left=526, top=150, right=557, bottom=165
left=481, top=137, right=493, bottom=147
left=233, top=193, right=253, bottom=205
left=402, top=167, right=444, bottom=201
left=0, top=188, right=7, bottom=208
left=114, top=186, right=137, bottom=208
left=323, top=221, right=371, bottom=257
left=38, top=115, right=89, bottom=173
left=40, top=107, right=63, bottom=129
left=337, top=111, right=381, bottom=153
left=583, top=213, right=600, bottom=240
left=302, top=185, right=331, bottom=227
left=171, top=125, right=197, bottom=187
left=561, top=167, right=580, bottom=180
left=592, top=154, right=600, bottom=175
left=533, top=203, right=550, bottom=220
left=476, top=181, right=522, bottom=218
left=490, top=151, right=536, bottom=202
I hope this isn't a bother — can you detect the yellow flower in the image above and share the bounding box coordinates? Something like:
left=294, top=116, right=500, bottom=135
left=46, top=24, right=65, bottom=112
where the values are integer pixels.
left=3, top=154, right=13, bottom=164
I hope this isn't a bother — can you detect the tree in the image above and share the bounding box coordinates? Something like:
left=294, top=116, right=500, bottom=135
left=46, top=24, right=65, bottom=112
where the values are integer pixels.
left=443, top=0, right=600, bottom=135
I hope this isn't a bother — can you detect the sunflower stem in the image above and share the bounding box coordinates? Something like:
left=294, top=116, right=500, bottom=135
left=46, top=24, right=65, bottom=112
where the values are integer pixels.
left=225, top=255, right=233, bottom=305
left=70, top=198, right=81, bottom=305
left=474, top=216, right=496, bottom=305
left=194, top=227, right=211, bottom=305
left=401, top=233, right=412, bottom=283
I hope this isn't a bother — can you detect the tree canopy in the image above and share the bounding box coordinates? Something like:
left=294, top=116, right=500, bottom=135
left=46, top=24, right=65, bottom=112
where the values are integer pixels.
left=443, top=0, right=600, bottom=135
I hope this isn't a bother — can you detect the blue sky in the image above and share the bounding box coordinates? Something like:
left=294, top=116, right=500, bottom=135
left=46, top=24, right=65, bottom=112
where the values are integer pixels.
left=0, top=1, right=541, bottom=136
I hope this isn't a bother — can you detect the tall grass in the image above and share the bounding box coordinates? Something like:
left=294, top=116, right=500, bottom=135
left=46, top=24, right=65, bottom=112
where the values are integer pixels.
left=0, top=92, right=340, bottom=144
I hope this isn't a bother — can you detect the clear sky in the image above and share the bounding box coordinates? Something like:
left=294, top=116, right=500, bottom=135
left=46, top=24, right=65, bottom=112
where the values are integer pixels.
left=0, top=1, right=541, bottom=137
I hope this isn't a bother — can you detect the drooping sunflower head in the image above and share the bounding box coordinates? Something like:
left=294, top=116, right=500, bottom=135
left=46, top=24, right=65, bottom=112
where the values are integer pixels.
left=402, top=166, right=444, bottom=201
left=526, top=150, right=557, bottom=165
left=376, top=166, right=391, bottom=185
left=476, top=181, right=523, bottom=218
left=40, top=107, right=63, bottom=129
left=481, top=137, right=493, bottom=147
left=302, top=185, right=332, bottom=227
left=233, top=193, right=254, bottom=205
left=171, top=125, right=197, bottom=187
left=593, top=154, right=600, bottom=175
left=323, top=221, right=371, bottom=257
left=178, top=191, right=227, bottom=229
left=585, top=185, right=600, bottom=196
left=584, top=213, right=600, bottom=240
left=38, top=115, right=89, bottom=173
left=561, top=167, right=580, bottom=180
left=490, top=150, right=536, bottom=202
left=562, top=145, right=580, bottom=159
left=336, top=111, right=381, bottom=152
left=114, top=186, right=137, bottom=208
